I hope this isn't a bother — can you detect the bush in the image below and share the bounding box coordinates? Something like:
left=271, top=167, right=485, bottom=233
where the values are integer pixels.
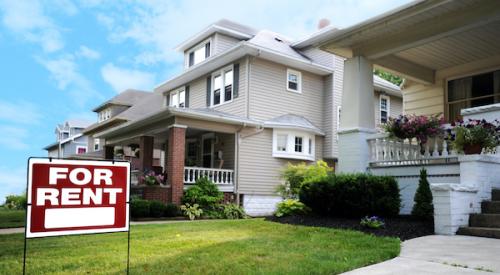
left=4, top=194, right=27, bottom=210
left=181, top=203, right=203, bottom=220
left=275, top=199, right=310, bottom=217
left=222, top=203, right=247, bottom=219
left=300, top=173, right=401, bottom=218
left=131, top=198, right=150, bottom=218
left=149, top=200, right=166, bottom=218
left=278, top=161, right=333, bottom=199
left=411, top=168, right=434, bottom=220
left=182, top=177, right=223, bottom=210
left=360, top=216, right=385, bottom=229
left=164, top=203, right=180, bottom=217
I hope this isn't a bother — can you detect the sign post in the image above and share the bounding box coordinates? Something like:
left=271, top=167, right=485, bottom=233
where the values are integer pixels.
left=24, top=158, right=131, bottom=274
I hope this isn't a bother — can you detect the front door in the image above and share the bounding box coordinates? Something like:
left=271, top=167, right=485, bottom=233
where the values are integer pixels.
left=201, top=133, right=214, bottom=168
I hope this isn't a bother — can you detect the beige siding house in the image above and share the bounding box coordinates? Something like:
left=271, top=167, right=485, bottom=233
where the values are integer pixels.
left=83, top=19, right=402, bottom=215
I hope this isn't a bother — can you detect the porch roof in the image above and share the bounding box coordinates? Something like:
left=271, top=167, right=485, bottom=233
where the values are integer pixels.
left=263, top=114, right=325, bottom=136
left=300, top=0, right=500, bottom=84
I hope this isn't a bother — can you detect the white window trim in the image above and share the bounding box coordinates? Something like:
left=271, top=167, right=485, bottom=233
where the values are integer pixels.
left=168, top=87, right=186, bottom=108
left=336, top=105, right=341, bottom=141
left=99, top=108, right=112, bottom=122
left=185, top=38, right=212, bottom=68
left=379, top=94, right=390, bottom=124
left=286, top=68, right=302, bottom=93
left=272, top=129, right=315, bottom=161
left=75, top=145, right=87, bottom=154
left=210, top=64, right=234, bottom=108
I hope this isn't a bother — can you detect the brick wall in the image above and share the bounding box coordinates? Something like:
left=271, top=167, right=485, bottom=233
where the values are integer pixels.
left=131, top=186, right=170, bottom=204
left=167, top=126, right=186, bottom=205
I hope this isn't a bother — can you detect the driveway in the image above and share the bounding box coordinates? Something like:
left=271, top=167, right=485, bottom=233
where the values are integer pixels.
left=343, top=235, right=500, bottom=274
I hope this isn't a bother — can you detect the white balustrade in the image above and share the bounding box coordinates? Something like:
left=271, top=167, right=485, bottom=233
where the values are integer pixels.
left=184, top=167, right=234, bottom=185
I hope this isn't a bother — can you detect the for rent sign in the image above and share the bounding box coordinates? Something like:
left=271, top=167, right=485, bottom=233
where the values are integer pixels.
left=26, top=158, right=130, bottom=238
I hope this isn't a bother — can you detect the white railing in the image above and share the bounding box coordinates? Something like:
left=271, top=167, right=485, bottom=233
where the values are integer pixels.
left=367, top=134, right=458, bottom=166
left=131, top=170, right=140, bottom=185
left=184, top=167, right=234, bottom=185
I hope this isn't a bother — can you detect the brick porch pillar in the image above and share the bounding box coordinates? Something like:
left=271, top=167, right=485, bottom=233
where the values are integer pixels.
left=139, top=136, right=154, bottom=172
left=167, top=125, right=186, bottom=205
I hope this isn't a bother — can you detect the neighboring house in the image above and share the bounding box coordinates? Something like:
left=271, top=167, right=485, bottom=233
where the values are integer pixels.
left=90, top=19, right=402, bottom=216
left=299, top=0, right=500, bottom=236
left=44, top=120, right=92, bottom=158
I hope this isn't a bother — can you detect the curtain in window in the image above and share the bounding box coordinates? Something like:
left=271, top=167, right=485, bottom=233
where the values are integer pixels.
left=494, top=71, right=500, bottom=103
left=448, top=77, right=472, bottom=121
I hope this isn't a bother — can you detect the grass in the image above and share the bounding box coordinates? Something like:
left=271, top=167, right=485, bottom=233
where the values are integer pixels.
left=0, top=219, right=400, bottom=274
left=0, top=208, right=25, bottom=229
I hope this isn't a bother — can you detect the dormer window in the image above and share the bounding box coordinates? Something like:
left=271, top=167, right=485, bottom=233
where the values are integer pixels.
left=98, top=108, right=111, bottom=122
left=169, top=88, right=186, bottom=108
left=187, top=39, right=211, bottom=68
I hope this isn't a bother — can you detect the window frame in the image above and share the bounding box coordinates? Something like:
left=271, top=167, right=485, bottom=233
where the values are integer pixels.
left=210, top=64, right=234, bottom=107
left=94, top=138, right=100, bottom=151
left=98, top=108, right=112, bottom=122
left=286, top=68, right=302, bottom=93
left=272, top=129, right=315, bottom=161
left=185, top=38, right=212, bottom=68
left=168, top=87, right=186, bottom=108
left=379, top=94, right=390, bottom=124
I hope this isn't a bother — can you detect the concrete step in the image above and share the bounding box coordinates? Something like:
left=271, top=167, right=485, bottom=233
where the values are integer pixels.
left=457, top=226, right=500, bottom=239
left=469, top=213, right=500, bottom=228
left=482, top=201, right=500, bottom=214
left=493, top=189, right=500, bottom=201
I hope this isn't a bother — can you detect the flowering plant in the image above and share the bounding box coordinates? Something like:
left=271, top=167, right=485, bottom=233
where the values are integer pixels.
left=360, top=216, right=385, bottom=229
left=447, top=119, right=500, bottom=154
left=383, top=114, right=445, bottom=144
left=141, top=170, right=165, bottom=186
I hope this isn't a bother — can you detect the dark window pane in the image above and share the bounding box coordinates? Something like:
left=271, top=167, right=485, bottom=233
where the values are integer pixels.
left=189, top=52, right=194, bottom=66
left=472, top=73, right=493, bottom=98
left=214, top=89, right=220, bottom=105
left=294, top=137, right=302, bottom=152
left=381, top=111, right=388, bottom=123
left=288, top=81, right=298, bottom=90
left=205, top=42, right=210, bottom=58
left=225, top=84, right=232, bottom=101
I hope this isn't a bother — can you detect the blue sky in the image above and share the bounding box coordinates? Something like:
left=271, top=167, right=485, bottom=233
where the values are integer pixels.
left=0, top=0, right=412, bottom=202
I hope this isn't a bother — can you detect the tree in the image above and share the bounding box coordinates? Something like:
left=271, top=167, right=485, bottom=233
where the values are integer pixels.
left=411, top=168, right=434, bottom=220
left=374, top=69, right=403, bottom=86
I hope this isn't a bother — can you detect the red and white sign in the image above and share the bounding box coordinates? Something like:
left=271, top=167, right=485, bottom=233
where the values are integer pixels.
left=26, top=158, right=130, bottom=238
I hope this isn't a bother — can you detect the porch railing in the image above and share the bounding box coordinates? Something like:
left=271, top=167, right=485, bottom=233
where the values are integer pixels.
left=184, top=167, right=234, bottom=185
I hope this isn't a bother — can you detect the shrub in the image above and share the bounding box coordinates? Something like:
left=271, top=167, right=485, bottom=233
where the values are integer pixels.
left=164, top=203, right=180, bottom=217
left=131, top=198, right=150, bottom=218
left=300, top=173, right=401, bottom=218
left=274, top=199, right=310, bottom=217
left=182, top=177, right=223, bottom=210
left=222, top=203, right=247, bottom=219
left=277, top=161, right=333, bottom=199
left=149, top=200, right=166, bottom=218
left=411, top=168, right=434, bottom=220
left=181, top=203, right=203, bottom=220
left=360, top=216, right=385, bottom=229
left=4, top=194, right=27, bottom=210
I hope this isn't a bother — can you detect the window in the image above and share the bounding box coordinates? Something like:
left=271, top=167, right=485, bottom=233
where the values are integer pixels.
left=211, top=65, right=233, bottom=107
left=379, top=95, right=390, bottom=124
left=94, top=138, right=100, bottom=151
left=76, top=146, right=87, bottom=154
left=287, top=69, right=302, bottom=93
left=99, top=108, right=111, bottom=122
left=186, top=39, right=211, bottom=68
left=169, top=88, right=186, bottom=108
left=272, top=130, right=314, bottom=161
left=447, top=70, right=500, bottom=121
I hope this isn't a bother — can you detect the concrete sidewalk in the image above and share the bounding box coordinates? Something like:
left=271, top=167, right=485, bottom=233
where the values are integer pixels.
left=343, top=235, right=500, bottom=274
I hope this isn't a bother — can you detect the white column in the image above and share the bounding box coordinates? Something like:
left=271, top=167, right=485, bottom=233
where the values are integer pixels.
left=337, top=56, right=376, bottom=172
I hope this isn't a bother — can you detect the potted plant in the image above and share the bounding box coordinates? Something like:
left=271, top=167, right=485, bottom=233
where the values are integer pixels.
left=448, top=119, right=500, bottom=154
left=383, top=114, right=444, bottom=145
left=141, top=170, right=165, bottom=186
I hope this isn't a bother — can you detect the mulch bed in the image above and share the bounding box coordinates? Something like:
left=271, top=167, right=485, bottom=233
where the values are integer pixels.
left=266, top=215, right=433, bottom=241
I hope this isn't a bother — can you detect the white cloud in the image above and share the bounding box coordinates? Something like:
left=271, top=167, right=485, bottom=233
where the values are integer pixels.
left=0, top=0, right=64, bottom=52
left=101, top=63, right=155, bottom=93
left=77, top=45, right=101, bottom=60
left=0, top=166, right=26, bottom=204
left=0, top=125, right=29, bottom=150
left=0, top=100, right=42, bottom=124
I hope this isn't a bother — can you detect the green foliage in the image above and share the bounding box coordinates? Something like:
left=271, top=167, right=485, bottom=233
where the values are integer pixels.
left=374, top=68, right=403, bottom=86
left=149, top=200, right=166, bottom=218
left=360, top=216, right=385, bottom=229
left=451, top=120, right=499, bottom=153
left=182, top=177, right=224, bottom=210
left=164, top=203, right=180, bottom=217
left=130, top=198, right=150, bottom=218
left=300, top=173, right=401, bottom=218
left=275, top=199, right=310, bottom=217
left=222, top=203, right=247, bottom=219
left=278, top=161, right=333, bottom=199
left=411, top=168, right=434, bottom=220
left=4, top=193, right=27, bottom=210
left=180, top=203, right=203, bottom=220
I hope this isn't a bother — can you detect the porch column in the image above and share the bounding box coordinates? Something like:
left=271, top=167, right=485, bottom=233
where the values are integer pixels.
left=337, top=56, right=377, bottom=172
left=139, top=136, right=154, bottom=172
left=167, top=125, right=186, bottom=205
left=104, top=145, right=114, bottom=160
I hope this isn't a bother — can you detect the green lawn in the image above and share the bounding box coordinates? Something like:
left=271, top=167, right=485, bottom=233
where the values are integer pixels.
left=0, top=208, right=25, bottom=228
left=0, top=219, right=399, bottom=274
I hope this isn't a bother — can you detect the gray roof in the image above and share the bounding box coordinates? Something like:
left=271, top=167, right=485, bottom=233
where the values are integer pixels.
left=264, top=114, right=324, bottom=135
left=92, top=89, right=150, bottom=112
left=247, top=30, right=310, bottom=62
left=115, top=92, right=164, bottom=121
left=213, top=19, right=258, bottom=37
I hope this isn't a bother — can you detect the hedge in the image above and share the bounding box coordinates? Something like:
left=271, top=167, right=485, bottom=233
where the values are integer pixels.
left=130, top=199, right=180, bottom=218
left=299, top=173, right=401, bottom=218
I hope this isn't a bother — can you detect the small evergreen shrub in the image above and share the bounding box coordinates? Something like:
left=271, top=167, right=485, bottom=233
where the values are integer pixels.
left=274, top=199, right=310, bottom=217
left=411, top=168, right=434, bottom=220
left=277, top=161, right=333, bottom=199
left=149, top=200, right=166, bottom=218
left=131, top=198, right=150, bottom=218
left=164, top=203, right=180, bottom=217
left=182, top=177, right=223, bottom=210
left=299, top=173, right=401, bottom=218
left=222, top=203, right=247, bottom=219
